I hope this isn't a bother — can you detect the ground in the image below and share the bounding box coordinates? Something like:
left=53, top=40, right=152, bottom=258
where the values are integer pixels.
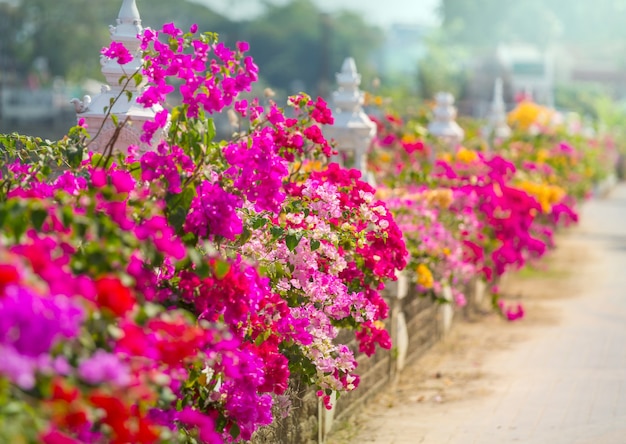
left=326, top=194, right=615, bottom=444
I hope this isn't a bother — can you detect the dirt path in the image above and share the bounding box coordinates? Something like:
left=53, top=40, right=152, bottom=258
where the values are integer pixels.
left=328, top=186, right=626, bottom=444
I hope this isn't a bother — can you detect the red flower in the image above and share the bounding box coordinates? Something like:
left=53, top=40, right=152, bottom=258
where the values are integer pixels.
left=49, top=380, right=89, bottom=434
left=147, top=317, right=209, bottom=367
left=89, top=393, right=158, bottom=444
left=94, top=277, right=135, bottom=317
left=0, top=264, right=20, bottom=294
left=40, top=429, right=80, bottom=444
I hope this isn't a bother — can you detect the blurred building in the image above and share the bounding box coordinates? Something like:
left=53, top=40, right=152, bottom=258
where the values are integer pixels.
left=496, top=43, right=555, bottom=107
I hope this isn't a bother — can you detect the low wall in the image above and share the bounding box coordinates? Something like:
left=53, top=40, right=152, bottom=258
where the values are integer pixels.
left=250, top=276, right=484, bottom=444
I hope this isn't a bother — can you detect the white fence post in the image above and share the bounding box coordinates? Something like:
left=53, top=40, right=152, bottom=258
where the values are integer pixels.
left=483, top=77, right=511, bottom=144
left=324, top=57, right=376, bottom=180
left=427, top=92, right=464, bottom=150
left=72, top=0, right=161, bottom=153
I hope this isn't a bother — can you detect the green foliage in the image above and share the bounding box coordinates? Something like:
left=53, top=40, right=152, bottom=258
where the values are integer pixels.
left=5, top=0, right=382, bottom=96
left=416, top=33, right=469, bottom=99
left=3, top=0, right=232, bottom=82
left=554, top=84, right=610, bottom=120
left=241, top=0, right=383, bottom=94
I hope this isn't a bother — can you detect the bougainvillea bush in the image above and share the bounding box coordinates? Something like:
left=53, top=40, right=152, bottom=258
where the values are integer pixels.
left=502, top=99, right=616, bottom=202
left=379, top=185, right=481, bottom=307
left=367, top=99, right=611, bottom=318
left=0, top=24, right=407, bottom=443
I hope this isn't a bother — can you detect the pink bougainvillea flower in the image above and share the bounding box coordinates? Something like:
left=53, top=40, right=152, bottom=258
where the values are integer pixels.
left=101, top=41, right=133, bottom=65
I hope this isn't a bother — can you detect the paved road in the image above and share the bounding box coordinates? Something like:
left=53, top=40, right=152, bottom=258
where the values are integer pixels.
left=336, top=184, right=626, bottom=444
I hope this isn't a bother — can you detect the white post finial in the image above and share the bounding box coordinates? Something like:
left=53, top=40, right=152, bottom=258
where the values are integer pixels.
left=72, top=0, right=162, bottom=154
left=427, top=92, right=464, bottom=150
left=324, top=57, right=376, bottom=180
left=102, top=0, right=143, bottom=93
left=484, top=77, right=511, bottom=142
left=118, top=0, right=141, bottom=24
left=340, top=58, right=358, bottom=78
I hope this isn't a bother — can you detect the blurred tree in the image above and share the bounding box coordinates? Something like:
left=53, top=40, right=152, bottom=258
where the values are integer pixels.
left=136, top=0, right=235, bottom=43
left=329, top=10, right=384, bottom=91
left=241, top=0, right=383, bottom=97
left=14, top=0, right=118, bottom=81
left=554, top=84, right=612, bottom=120
left=438, top=0, right=507, bottom=48
left=6, top=0, right=232, bottom=83
left=6, top=0, right=383, bottom=98
left=416, top=33, right=469, bottom=100
left=0, top=2, right=23, bottom=83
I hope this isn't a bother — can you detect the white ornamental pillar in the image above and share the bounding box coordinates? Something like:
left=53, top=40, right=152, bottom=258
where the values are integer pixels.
left=483, top=78, right=511, bottom=143
left=324, top=58, right=376, bottom=177
left=71, top=0, right=161, bottom=153
left=427, top=92, right=464, bottom=150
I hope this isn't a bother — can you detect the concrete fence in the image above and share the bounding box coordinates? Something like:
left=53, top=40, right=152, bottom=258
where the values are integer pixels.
left=250, top=277, right=487, bottom=444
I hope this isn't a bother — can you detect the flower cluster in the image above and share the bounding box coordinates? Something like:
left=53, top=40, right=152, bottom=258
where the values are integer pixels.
left=0, top=23, right=407, bottom=443
left=368, top=98, right=613, bottom=318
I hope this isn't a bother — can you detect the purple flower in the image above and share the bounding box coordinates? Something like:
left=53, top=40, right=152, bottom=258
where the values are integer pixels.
left=134, top=216, right=186, bottom=260
left=78, top=350, right=131, bottom=387
left=222, top=133, right=289, bottom=214
left=140, top=142, right=193, bottom=193
left=185, top=181, right=243, bottom=240
left=0, top=344, right=39, bottom=389
left=176, top=408, right=221, bottom=443
left=0, top=287, right=83, bottom=357
left=0, top=287, right=83, bottom=388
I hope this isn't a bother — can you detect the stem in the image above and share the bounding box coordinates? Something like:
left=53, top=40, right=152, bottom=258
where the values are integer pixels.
left=87, top=66, right=142, bottom=155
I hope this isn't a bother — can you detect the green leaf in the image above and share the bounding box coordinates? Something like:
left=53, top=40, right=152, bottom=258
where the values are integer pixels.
left=310, top=239, right=321, bottom=251
left=196, top=260, right=211, bottom=279
left=270, top=226, right=284, bottom=240
left=285, top=233, right=301, bottom=252
left=238, top=226, right=252, bottom=244
left=65, top=144, right=84, bottom=169
left=133, top=72, right=143, bottom=87
left=230, top=423, right=241, bottom=440
left=214, top=260, right=231, bottom=279
left=30, top=208, right=47, bottom=231
left=181, top=232, right=198, bottom=246
left=206, top=118, right=216, bottom=142
left=111, top=114, right=119, bottom=127
left=165, top=187, right=195, bottom=233
left=91, top=153, right=103, bottom=166
left=252, top=217, right=268, bottom=230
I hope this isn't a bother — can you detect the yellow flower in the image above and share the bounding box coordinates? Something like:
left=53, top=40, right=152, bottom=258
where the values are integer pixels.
left=401, top=134, right=418, bottom=144
left=508, top=101, right=554, bottom=130
left=455, top=147, right=478, bottom=163
left=536, top=149, right=549, bottom=164
left=423, top=188, right=454, bottom=209
left=416, top=263, right=434, bottom=289
left=439, top=153, right=453, bottom=163
left=377, top=151, right=393, bottom=164
left=518, top=181, right=565, bottom=213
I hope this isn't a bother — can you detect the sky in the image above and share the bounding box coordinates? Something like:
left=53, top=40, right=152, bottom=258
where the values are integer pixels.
left=188, top=0, right=441, bottom=28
